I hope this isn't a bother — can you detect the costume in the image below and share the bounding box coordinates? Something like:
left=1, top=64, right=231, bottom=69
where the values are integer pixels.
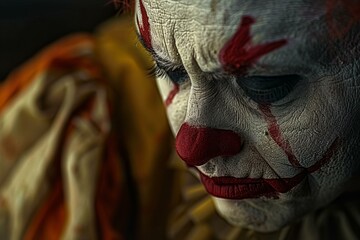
left=0, top=15, right=360, bottom=240
left=0, top=16, right=175, bottom=240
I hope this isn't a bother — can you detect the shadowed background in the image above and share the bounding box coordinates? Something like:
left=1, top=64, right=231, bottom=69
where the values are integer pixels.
left=0, top=0, right=116, bottom=80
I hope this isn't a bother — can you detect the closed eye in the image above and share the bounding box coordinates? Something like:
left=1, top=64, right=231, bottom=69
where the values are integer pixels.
left=148, top=63, right=189, bottom=85
left=236, top=74, right=301, bottom=104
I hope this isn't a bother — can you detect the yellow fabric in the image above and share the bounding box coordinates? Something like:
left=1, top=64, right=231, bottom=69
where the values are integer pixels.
left=94, top=17, right=178, bottom=239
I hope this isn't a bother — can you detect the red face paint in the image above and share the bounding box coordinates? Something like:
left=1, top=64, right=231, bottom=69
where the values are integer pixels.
left=197, top=137, right=340, bottom=200
left=175, top=123, right=243, bottom=166
left=165, top=83, right=179, bottom=107
left=259, top=104, right=302, bottom=167
left=307, top=137, right=340, bottom=173
left=219, top=16, right=287, bottom=75
left=199, top=172, right=279, bottom=199
left=136, top=0, right=152, bottom=49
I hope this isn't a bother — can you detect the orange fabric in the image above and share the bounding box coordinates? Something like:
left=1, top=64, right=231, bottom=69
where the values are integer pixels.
left=1, top=17, right=175, bottom=239
left=0, top=34, right=94, bottom=114
left=23, top=181, right=66, bottom=240
left=0, top=35, right=125, bottom=240
left=96, top=136, right=124, bottom=240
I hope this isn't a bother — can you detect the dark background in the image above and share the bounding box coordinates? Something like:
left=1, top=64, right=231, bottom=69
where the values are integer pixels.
left=0, top=0, right=116, bottom=80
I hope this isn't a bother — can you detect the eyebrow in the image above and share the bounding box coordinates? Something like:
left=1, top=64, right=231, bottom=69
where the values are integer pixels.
left=136, top=32, right=291, bottom=79
left=136, top=33, right=183, bottom=71
left=136, top=32, right=254, bottom=79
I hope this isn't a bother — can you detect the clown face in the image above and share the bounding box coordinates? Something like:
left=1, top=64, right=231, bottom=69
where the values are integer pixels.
left=135, top=0, right=360, bottom=232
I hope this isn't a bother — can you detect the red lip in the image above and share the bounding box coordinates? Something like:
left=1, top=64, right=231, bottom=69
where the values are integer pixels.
left=198, top=171, right=307, bottom=199
left=196, top=137, right=340, bottom=200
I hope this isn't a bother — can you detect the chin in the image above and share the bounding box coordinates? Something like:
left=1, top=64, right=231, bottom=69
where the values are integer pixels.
left=210, top=179, right=328, bottom=233
left=206, top=157, right=354, bottom=232
left=212, top=196, right=307, bottom=232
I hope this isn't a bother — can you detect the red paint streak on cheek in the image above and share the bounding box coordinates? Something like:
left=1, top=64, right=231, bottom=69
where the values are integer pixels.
left=266, top=171, right=307, bottom=193
left=267, top=137, right=340, bottom=193
left=175, top=123, right=243, bottom=166
left=137, top=0, right=152, bottom=49
left=307, top=137, right=340, bottom=173
left=259, top=104, right=302, bottom=168
left=219, top=16, right=287, bottom=74
left=165, top=84, right=179, bottom=107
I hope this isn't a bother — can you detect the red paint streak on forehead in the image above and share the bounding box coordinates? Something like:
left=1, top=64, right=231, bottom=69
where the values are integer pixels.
left=176, top=123, right=243, bottom=166
left=259, top=104, right=303, bottom=168
left=165, top=84, right=179, bottom=107
left=136, top=0, right=152, bottom=49
left=219, top=16, right=287, bottom=75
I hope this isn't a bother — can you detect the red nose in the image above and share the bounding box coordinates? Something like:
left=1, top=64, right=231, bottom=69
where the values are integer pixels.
left=175, top=123, right=243, bottom=166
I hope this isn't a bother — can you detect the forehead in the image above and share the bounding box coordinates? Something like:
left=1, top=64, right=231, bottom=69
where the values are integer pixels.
left=137, top=0, right=328, bottom=73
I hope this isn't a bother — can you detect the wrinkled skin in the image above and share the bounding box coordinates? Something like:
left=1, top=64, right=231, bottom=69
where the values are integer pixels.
left=135, top=0, right=360, bottom=232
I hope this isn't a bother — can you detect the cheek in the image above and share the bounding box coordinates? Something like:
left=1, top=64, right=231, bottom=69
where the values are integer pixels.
left=289, top=80, right=359, bottom=166
left=156, top=77, right=190, bottom=134
left=260, top=76, right=360, bottom=196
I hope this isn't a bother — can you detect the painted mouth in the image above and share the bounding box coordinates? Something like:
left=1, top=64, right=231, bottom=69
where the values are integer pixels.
left=198, top=170, right=306, bottom=199
left=196, top=137, right=340, bottom=200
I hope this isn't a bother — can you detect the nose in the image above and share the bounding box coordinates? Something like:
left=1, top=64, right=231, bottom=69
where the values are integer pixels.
left=175, top=123, right=243, bottom=166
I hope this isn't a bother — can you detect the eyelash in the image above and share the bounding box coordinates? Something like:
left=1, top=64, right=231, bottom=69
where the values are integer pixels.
left=147, top=63, right=189, bottom=85
left=147, top=64, right=167, bottom=79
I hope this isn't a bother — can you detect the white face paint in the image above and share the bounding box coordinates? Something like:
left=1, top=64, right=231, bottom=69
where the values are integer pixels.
left=135, top=0, right=360, bottom=232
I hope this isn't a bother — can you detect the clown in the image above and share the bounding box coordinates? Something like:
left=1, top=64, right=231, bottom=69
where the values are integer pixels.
left=135, top=0, right=360, bottom=232
left=0, top=0, right=360, bottom=239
